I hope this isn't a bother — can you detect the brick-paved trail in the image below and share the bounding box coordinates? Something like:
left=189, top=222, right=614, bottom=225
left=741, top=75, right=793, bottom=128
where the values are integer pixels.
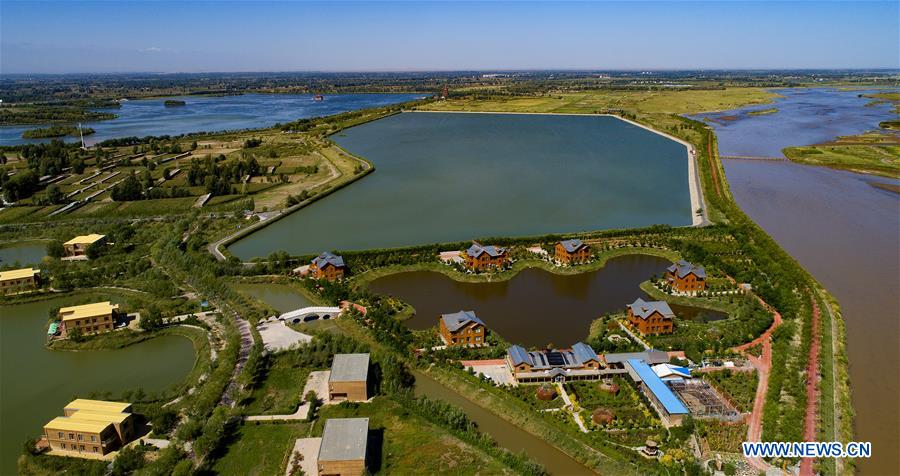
left=799, top=294, right=822, bottom=476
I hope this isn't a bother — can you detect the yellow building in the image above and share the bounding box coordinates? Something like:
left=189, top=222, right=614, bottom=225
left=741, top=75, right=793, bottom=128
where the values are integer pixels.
left=63, top=234, right=107, bottom=258
left=43, top=399, right=136, bottom=458
left=58, top=302, right=119, bottom=338
left=0, top=267, right=40, bottom=294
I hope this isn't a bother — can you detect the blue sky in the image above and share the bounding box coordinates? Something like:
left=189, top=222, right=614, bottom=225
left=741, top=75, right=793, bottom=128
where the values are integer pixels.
left=1, top=1, right=898, bottom=73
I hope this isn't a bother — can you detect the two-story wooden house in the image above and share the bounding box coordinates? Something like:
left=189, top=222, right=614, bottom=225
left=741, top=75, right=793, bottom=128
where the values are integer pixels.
left=463, top=242, right=508, bottom=271
left=555, top=239, right=591, bottom=264
left=439, top=310, right=487, bottom=346
left=626, top=298, right=675, bottom=335
left=665, top=260, right=706, bottom=293
left=310, top=252, right=347, bottom=281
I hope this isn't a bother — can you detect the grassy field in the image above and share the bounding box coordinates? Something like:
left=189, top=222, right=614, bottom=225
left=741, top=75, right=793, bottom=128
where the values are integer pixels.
left=422, top=88, right=777, bottom=115
left=242, top=353, right=311, bottom=415
left=782, top=143, right=900, bottom=178
left=211, top=422, right=310, bottom=476
left=311, top=398, right=518, bottom=475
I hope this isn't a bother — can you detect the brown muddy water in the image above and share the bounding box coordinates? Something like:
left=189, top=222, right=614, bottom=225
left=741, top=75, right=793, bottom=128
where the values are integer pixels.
left=369, top=254, right=725, bottom=347
left=413, top=370, right=594, bottom=475
left=724, top=159, right=900, bottom=474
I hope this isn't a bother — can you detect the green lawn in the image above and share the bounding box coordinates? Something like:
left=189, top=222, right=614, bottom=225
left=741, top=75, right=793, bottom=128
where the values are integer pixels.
left=568, top=377, right=659, bottom=429
left=783, top=144, right=900, bottom=178
left=212, top=422, right=310, bottom=476
left=242, top=352, right=311, bottom=415
left=314, top=398, right=516, bottom=475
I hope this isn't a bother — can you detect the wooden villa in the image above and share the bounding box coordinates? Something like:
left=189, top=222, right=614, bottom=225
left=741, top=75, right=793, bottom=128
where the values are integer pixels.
left=555, top=239, right=591, bottom=264
left=626, top=298, right=675, bottom=335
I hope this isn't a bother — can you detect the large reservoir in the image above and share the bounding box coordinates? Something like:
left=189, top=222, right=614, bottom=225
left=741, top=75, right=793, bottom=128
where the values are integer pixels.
left=230, top=112, right=693, bottom=259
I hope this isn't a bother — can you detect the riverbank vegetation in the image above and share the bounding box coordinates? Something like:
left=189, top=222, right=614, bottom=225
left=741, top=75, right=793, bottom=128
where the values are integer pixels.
left=783, top=138, right=900, bottom=178
left=21, top=125, right=95, bottom=139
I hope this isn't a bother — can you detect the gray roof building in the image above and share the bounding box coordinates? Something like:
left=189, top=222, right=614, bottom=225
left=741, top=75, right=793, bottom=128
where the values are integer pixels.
left=466, top=242, right=507, bottom=258
left=318, top=418, right=369, bottom=462
left=312, top=251, right=345, bottom=269
left=667, top=260, right=706, bottom=279
left=604, top=350, right=670, bottom=365
left=329, top=353, right=370, bottom=383
left=507, top=342, right=599, bottom=370
left=559, top=239, right=587, bottom=253
left=441, top=310, right=485, bottom=332
left=627, top=298, right=675, bottom=321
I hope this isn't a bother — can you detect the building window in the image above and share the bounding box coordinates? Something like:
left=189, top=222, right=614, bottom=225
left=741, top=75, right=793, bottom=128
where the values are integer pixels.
left=60, top=443, right=66, bottom=449
left=93, top=446, right=99, bottom=452
left=69, top=433, right=74, bottom=440
left=91, top=435, right=97, bottom=442
left=80, top=445, right=85, bottom=451
left=58, top=432, right=63, bottom=438
left=78, top=434, right=83, bottom=440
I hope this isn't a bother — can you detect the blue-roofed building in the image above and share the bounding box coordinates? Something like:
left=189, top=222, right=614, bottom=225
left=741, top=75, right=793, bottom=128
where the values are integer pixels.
left=463, top=241, right=509, bottom=271
left=625, top=359, right=689, bottom=426
left=506, top=342, right=604, bottom=384
left=439, top=310, right=488, bottom=347
left=310, top=251, right=347, bottom=281
left=555, top=239, right=591, bottom=264
left=665, top=260, right=707, bottom=293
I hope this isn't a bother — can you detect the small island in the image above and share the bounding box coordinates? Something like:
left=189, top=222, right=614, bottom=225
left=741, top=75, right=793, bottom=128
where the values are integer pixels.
left=21, top=125, right=95, bottom=139
left=747, top=107, right=778, bottom=116
left=164, top=100, right=187, bottom=107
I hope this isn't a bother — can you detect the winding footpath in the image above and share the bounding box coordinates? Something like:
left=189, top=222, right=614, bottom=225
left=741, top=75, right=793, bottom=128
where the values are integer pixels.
left=733, top=295, right=782, bottom=474
left=799, top=295, right=822, bottom=476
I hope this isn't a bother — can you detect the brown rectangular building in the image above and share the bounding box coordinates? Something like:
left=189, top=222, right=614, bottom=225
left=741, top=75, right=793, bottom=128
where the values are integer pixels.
left=626, top=298, right=675, bottom=335
left=310, top=251, right=347, bottom=281
left=439, top=310, right=487, bottom=346
left=328, top=353, right=370, bottom=402
left=463, top=242, right=508, bottom=271
left=665, top=260, right=706, bottom=293
left=555, top=239, right=591, bottom=264
left=317, top=418, right=369, bottom=476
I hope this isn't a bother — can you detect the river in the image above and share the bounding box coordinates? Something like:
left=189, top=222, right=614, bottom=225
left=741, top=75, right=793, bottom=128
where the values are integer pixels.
left=0, top=297, right=196, bottom=474
left=229, top=112, right=694, bottom=259
left=0, top=93, right=424, bottom=146
left=695, top=88, right=900, bottom=474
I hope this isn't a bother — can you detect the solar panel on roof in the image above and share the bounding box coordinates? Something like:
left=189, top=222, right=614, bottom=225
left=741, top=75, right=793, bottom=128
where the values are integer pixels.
left=546, top=351, right=566, bottom=366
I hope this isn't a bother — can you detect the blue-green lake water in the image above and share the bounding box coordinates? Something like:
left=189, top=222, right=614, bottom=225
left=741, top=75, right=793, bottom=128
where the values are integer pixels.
left=0, top=93, right=423, bottom=146
left=230, top=112, right=692, bottom=259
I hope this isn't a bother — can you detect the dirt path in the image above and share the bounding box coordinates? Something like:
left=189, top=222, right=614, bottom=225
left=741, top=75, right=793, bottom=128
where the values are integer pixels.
left=800, top=294, right=822, bottom=476
left=219, top=303, right=254, bottom=407
left=733, top=295, right=783, bottom=473
left=706, top=131, right=723, bottom=199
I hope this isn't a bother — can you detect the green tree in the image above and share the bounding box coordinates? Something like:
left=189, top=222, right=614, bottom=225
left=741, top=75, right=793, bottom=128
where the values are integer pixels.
left=46, top=240, right=65, bottom=258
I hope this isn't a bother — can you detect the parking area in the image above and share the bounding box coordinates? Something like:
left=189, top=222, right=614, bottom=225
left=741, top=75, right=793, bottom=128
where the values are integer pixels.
left=257, top=321, right=312, bottom=352
left=304, top=370, right=331, bottom=403
left=461, top=360, right=516, bottom=386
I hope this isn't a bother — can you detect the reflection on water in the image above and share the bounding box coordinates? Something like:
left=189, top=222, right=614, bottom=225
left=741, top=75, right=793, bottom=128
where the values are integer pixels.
left=0, top=93, right=423, bottom=146
left=370, top=255, right=724, bottom=347
left=0, top=297, right=195, bottom=474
